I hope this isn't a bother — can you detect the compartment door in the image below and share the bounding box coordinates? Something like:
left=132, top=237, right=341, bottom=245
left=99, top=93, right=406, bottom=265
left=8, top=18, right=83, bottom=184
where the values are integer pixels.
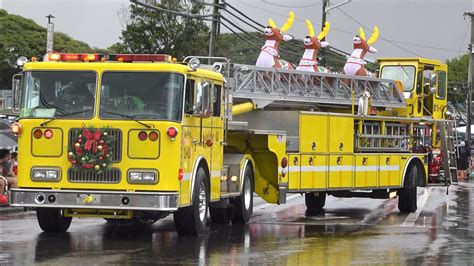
left=329, top=116, right=354, bottom=153
left=301, top=155, right=327, bottom=190
left=379, top=155, right=401, bottom=187
left=329, top=155, right=353, bottom=188
left=288, top=154, right=301, bottom=190
left=355, top=155, right=378, bottom=188
left=300, top=113, right=328, bottom=153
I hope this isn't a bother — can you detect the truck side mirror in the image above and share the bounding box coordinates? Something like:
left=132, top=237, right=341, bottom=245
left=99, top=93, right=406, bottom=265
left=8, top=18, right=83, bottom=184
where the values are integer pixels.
left=11, top=74, right=22, bottom=109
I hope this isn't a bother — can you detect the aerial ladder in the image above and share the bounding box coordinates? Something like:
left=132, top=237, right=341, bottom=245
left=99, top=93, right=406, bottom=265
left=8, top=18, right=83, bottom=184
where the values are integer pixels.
left=206, top=59, right=457, bottom=186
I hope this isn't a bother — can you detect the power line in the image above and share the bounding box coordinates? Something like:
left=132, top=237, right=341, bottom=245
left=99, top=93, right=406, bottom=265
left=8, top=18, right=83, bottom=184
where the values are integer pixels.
left=130, top=0, right=217, bottom=20
left=225, top=1, right=265, bottom=28
left=237, top=0, right=354, bottom=35
left=388, top=40, right=465, bottom=53
left=459, top=22, right=470, bottom=52
left=221, top=8, right=262, bottom=32
left=220, top=21, right=262, bottom=50
left=227, top=2, right=359, bottom=58
left=334, top=7, right=424, bottom=57
left=221, top=15, right=303, bottom=57
left=259, top=0, right=321, bottom=8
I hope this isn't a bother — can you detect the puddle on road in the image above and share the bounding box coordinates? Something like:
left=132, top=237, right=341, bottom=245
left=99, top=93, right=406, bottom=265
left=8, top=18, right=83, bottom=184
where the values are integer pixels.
left=1, top=181, right=473, bottom=265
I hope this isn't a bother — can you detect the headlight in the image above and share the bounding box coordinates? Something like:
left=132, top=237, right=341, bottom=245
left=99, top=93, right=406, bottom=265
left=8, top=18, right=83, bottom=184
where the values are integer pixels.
left=128, top=170, right=158, bottom=184
left=31, top=168, right=60, bottom=182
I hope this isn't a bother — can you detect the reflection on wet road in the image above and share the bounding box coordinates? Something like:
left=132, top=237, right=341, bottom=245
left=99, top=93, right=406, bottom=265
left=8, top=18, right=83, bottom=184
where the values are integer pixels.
left=1, top=181, right=473, bottom=264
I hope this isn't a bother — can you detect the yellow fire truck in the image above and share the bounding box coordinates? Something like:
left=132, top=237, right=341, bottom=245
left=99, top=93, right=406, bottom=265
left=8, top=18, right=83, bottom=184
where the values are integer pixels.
left=9, top=53, right=457, bottom=235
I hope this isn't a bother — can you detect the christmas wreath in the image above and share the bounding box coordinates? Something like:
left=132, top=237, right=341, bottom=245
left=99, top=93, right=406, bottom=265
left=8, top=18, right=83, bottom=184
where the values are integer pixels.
left=68, top=127, right=114, bottom=172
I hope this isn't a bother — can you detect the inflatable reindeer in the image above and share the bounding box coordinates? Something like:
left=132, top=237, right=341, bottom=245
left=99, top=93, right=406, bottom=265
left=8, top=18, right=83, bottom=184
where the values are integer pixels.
left=296, top=20, right=330, bottom=72
left=255, top=11, right=295, bottom=69
left=343, top=27, right=379, bottom=76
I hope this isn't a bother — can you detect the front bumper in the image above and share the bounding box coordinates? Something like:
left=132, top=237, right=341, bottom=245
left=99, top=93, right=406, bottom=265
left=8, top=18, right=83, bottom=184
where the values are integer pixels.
left=10, top=188, right=178, bottom=211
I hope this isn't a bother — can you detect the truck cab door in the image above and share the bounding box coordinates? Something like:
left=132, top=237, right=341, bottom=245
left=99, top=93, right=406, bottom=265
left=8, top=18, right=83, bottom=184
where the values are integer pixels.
left=210, top=83, right=224, bottom=199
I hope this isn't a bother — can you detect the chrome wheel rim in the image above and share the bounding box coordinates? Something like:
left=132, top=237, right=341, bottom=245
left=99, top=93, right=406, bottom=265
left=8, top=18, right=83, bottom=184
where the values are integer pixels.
left=244, top=177, right=251, bottom=210
left=198, top=183, right=207, bottom=221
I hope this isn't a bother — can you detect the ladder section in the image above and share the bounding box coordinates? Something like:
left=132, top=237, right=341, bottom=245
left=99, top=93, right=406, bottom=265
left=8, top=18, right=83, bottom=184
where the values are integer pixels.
left=355, top=120, right=410, bottom=152
left=226, top=64, right=406, bottom=109
left=438, top=121, right=458, bottom=184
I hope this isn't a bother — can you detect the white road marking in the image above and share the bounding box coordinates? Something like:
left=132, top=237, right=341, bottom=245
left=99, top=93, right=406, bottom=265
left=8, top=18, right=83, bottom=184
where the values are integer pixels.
left=402, top=188, right=431, bottom=227
left=253, top=194, right=301, bottom=211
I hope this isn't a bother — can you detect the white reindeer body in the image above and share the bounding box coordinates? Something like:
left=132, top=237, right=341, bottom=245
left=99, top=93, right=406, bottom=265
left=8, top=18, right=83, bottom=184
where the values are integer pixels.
left=256, top=40, right=279, bottom=68
left=296, top=49, right=317, bottom=72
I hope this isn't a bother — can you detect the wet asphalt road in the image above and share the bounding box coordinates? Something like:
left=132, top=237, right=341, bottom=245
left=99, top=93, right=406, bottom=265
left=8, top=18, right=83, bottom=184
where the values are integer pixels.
left=1, top=181, right=473, bottom=265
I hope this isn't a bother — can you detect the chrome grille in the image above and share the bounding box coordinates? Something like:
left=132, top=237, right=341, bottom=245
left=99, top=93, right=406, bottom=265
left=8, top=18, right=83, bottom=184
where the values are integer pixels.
left=68, top=128, right=122, bottom=162
left=68, top=168, right=121, bottom=183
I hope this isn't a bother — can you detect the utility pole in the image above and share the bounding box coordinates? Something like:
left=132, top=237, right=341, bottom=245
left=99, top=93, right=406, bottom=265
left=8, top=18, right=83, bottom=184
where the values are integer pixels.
left=464, top=11, right=474, bottom=146
left=320, top=0, right=329, bottom=67
left=208, top=0, right=220, bottom=58
left=46, top=14, right=55, bottom=54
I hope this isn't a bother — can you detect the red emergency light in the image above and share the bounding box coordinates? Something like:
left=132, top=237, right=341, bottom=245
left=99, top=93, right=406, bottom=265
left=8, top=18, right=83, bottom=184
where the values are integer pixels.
left=45, top=53, right=172, bottom=63
left=112, top=54, right=172, bottom=63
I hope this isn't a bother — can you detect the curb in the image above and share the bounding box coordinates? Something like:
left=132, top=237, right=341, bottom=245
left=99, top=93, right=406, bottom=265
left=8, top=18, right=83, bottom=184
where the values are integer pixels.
left=0, top=206, right=25, bottom=214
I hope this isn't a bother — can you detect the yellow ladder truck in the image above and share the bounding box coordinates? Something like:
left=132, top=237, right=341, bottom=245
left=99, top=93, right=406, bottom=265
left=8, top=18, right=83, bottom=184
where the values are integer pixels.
left=9, top=54, right=456, bottom=235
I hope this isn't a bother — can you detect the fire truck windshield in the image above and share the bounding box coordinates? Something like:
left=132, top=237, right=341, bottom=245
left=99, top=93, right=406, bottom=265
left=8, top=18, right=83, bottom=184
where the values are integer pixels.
left=99, top=72, right=184, bottom=122
left=380, top=65, right=416, bottom=92
left=20, top=71, right=96, bottom=118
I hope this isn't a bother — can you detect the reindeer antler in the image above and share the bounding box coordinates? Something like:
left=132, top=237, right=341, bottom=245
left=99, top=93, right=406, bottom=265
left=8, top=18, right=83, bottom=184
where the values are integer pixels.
left=268, top=18, right=277, bottom=28
left=367, top=26, right=379, bottom=45
left=317, top=21, right=330, bottom=41
left=280, top=11, right=294, bottom=33
left=359, top=27, right=366, bottom=40
left=306, top=19, right=315, bottom=37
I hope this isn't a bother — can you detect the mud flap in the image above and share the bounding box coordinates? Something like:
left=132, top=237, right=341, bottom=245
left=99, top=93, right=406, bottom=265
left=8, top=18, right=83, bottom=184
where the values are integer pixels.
left=254, top=174, right=279, bottom=204
left=278, top=184, right=287, bottom=204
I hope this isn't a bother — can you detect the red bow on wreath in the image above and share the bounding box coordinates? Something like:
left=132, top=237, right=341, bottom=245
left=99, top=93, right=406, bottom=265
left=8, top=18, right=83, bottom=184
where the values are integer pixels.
left=83, top=129, right=101, bottom=153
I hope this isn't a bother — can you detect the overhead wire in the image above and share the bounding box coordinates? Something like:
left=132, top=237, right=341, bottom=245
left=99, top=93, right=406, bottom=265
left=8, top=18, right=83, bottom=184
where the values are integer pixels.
left=130, top=0, right=217, bottom=20
left=259, top=0, right=321, bottom=8
left=220, top=21, right=262, bottom=50
left=221, top=7, right=262, bottom=32
left=221, top=14, right=302, bottom=57
left=459, top=22, right=470, bottom=52
left=225, top=1, right=265, bottom=28
left=223, top=4, right=356, bottom=66
left=334, top=7, right=424, bottom=57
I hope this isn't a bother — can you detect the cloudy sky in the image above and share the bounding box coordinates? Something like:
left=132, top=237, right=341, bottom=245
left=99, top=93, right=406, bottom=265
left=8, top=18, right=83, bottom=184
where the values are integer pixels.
left=1, top=0, right=473, bottom=62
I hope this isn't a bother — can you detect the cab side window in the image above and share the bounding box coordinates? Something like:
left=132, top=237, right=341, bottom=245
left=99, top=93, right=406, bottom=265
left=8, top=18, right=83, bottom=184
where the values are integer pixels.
left=213, top=84, right=222, bottom=117
left=185, top=79, right=195, bottom=115
left=437, top=71, right=446, bottom=99
left=416, top=71, right=423, bottom=95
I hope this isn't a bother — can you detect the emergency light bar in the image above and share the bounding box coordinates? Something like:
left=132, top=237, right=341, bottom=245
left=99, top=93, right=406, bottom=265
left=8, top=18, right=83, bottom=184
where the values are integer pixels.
left=45, top=53, right=172, bottom=63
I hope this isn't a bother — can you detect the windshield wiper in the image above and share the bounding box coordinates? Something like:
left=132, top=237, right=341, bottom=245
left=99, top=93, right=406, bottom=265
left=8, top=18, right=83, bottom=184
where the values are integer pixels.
left=101, top=111, right=152, bottom=129
left=398, top=63, right=411, bottom=79
left=40, top=110, right=92, bottom=127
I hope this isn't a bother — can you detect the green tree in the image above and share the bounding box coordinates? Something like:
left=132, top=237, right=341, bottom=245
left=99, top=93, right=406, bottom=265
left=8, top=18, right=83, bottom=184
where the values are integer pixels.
left=446, top=54, right=469, bottom=103
left=0, top=9, right=94, bottom=91
left=110, top=1, right=209, bottom=59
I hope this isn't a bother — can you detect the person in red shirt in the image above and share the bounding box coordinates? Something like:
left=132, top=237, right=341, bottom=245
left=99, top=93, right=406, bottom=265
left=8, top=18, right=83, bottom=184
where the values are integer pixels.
left=0, top=149, right=17, bottom=205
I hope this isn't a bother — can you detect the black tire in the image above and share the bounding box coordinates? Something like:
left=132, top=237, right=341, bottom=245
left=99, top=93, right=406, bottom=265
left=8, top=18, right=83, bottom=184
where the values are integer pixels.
left=174, top=167, right=209, bottom=235
left=232, top=165, right=254, bottom=223
left=398, top=165, right=418, bottom=213
left=305, top=192, right=326, bottom=215
left=209, top=206, right=233, bottom=223
left=36, top=208, right=72, bottom=233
